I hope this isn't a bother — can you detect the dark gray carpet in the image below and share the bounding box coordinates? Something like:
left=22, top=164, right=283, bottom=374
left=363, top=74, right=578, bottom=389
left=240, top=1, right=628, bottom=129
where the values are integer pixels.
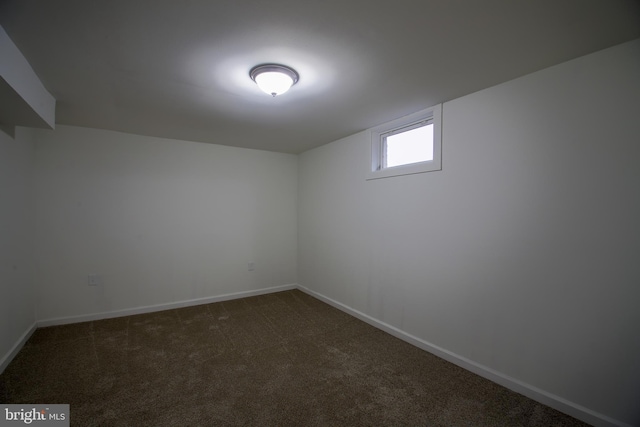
left=0, top=289, right=588, bottom=426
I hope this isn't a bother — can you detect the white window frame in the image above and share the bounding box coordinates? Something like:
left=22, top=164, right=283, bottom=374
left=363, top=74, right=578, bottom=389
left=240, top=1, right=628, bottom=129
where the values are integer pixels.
left=366, top=104, right=442, bottom=180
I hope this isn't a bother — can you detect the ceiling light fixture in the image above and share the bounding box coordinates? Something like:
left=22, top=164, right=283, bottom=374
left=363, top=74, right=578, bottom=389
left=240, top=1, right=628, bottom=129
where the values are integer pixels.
left=249, top=64, right=299, bottom=97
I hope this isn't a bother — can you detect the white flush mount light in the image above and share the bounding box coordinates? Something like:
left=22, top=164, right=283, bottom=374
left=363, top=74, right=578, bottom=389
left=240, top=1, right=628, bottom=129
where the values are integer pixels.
left=249, top=64, right=299, bottom=97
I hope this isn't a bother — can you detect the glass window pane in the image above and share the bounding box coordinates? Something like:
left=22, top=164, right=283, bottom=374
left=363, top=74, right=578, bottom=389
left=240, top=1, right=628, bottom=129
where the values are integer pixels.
left=384, top=123, right=433, bottom=168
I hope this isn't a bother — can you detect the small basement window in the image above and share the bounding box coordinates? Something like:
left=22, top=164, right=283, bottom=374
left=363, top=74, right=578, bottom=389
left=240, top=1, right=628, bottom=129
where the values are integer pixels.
left=367, top=104, right=442, bottom=180
left=383, top=121, right=433, bottom=168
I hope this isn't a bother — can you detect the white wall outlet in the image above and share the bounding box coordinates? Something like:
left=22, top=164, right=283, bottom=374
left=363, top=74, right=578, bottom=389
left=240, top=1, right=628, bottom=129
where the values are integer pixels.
left=88, top=274, right=101, bottom=286
left=248, top=262, right=255, bottom=271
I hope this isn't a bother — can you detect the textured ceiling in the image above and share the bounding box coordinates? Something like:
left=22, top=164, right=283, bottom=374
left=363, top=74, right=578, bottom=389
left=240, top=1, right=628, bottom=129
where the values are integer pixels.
left=1, top=0, right=638, bottom=153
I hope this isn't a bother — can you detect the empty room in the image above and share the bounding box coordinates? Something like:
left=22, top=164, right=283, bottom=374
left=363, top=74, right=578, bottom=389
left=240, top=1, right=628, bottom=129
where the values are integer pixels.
left=1, top=1, right=639, bottom=426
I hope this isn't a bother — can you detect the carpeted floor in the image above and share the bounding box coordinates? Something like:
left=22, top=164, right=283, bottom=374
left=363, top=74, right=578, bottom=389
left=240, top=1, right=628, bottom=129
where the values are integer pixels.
left=0, top=289, right=588, bottom=426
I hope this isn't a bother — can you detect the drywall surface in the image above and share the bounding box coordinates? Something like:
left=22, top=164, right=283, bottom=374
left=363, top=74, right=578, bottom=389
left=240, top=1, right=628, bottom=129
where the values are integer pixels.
left=0, top=25, right=55, bottom=129
left=298, top=39, right=640, bottom=425
left=0, top=127, right=36, bottom=367
left=34, top=126, right=297, bottom=320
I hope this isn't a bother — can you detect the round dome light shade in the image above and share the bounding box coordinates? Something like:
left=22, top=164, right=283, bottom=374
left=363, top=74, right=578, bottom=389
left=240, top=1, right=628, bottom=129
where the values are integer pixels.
left=250, top=64, right=299, bottom=97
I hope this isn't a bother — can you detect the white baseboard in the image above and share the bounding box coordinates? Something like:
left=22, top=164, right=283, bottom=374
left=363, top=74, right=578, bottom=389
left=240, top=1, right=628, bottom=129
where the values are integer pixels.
left=37, top=284, right=297, bottom=327
left=0, top=322, right=37, bottom=374
left=296, top=285, right=630, bottom=427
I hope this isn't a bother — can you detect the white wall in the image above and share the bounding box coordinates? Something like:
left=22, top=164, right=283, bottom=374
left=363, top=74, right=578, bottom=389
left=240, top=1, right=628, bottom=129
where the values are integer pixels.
left=0, top=127, right=36, bottom=368
left=298, top=39, right=640, bottom=426
left=34, top=126, right=297, bottom=321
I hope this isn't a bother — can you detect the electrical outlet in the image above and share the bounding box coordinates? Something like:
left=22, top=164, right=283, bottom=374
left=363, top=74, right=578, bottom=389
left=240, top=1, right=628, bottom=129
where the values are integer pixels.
left=88, top=274, right=101, bottom=286
left=248, top=262, right=255, bottom=271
